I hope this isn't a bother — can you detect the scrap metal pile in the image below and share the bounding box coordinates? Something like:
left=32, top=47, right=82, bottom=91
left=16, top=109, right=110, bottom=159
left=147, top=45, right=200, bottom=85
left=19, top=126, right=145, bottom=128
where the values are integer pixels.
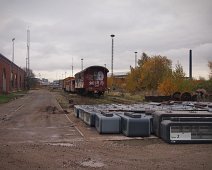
left=74, top=102, right=212, bottom=144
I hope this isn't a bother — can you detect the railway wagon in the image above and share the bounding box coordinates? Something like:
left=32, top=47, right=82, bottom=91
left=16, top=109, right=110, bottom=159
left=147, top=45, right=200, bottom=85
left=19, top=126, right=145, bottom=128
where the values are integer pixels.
left=75, top=66, right=109, bottom=96
left=63, top=77, right=75, bottom=92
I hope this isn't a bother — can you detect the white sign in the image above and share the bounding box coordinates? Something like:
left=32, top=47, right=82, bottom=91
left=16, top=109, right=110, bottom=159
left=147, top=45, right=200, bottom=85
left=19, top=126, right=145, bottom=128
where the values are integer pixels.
left=170, top=132, right=191, bottom=140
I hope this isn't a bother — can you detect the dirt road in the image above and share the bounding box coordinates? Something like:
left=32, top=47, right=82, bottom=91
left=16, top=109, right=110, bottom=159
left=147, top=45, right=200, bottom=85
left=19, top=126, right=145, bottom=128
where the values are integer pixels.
left=0, top=89, right=212, bottom=170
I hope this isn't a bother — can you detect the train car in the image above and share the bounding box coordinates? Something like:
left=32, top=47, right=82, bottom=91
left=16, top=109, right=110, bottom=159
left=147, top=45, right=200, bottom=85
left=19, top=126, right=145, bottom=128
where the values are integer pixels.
left=75, top=66, right=109, bottom=96
left=63, top=77, right=75, bottom=92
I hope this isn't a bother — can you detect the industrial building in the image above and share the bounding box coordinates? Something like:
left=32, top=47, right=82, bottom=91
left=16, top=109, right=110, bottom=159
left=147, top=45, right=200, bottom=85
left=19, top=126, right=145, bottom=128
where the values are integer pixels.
left=0, top=53, right=25, bottom=93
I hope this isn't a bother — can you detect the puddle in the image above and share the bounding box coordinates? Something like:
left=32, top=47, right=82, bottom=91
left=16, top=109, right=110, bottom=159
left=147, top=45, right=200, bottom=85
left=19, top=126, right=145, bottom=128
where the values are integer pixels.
left=48, top=143, right=75, bottom=147
left=81, top=159, right=105, bottom=168
left=51, top=134, right=60, bottom=138
left=46, top=126, right=58, bottom=129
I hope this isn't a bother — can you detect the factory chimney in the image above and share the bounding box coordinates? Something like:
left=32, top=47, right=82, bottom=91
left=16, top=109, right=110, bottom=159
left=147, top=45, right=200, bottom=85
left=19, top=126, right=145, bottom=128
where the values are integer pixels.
left=189, top=49, right=192, bottom=79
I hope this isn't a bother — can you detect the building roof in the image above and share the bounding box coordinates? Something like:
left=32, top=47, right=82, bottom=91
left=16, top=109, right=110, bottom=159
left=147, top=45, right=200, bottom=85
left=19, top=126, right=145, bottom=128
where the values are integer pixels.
left=0, top=53, right=25, bottom=73
left=108, top=72, right=128, bottom=77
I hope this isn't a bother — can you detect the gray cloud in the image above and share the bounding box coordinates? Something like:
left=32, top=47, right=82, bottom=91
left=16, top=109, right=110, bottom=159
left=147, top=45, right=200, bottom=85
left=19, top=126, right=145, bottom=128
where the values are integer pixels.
left=0, top=0, right=212, bottom=81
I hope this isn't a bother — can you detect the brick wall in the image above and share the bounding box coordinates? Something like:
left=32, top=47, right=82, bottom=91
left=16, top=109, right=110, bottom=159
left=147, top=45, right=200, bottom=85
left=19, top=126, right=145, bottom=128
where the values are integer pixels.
left=0, top=53, right=25, bottom=93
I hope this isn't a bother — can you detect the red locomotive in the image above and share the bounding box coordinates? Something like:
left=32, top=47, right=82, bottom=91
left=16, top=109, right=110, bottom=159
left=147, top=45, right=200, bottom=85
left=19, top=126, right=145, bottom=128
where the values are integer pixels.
left=74, top=66, right=109, bottom=96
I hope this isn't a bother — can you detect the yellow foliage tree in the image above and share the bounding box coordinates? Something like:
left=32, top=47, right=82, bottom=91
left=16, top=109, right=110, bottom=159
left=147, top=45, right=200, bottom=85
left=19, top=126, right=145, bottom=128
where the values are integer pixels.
left=125, top=67, right=141, bottom=93
left=157, top=62, right=194, bottom=95
left=107, top=77, right=112, bottom=88
left=140, top=55, right=172, bottom=90
left=158, top=77, right=177, bottom=95
left=126, top=53, right=172, bottom=93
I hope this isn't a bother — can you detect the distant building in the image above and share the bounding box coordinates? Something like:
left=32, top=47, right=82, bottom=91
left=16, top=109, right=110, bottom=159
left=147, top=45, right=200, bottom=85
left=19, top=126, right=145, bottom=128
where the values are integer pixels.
left=51, top=80, right=60, bottom=89
left=108, top=72, right=128, bottom=79
left=41, top=78, right=49, bottom=86
left=0, top=53, right=25, bottom=93
left=114, top=72, right=128, bottom=79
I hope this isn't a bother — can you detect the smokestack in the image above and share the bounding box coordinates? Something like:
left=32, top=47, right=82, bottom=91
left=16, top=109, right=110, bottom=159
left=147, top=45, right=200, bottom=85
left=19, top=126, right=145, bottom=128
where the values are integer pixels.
left=189, top=49, right=192, bottom=79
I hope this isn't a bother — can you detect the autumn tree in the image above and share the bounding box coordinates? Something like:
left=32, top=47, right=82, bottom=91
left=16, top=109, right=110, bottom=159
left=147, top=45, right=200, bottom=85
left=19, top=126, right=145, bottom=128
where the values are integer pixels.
left=138, top=52, right=149, bottom=67
left=158, top=77, right=177, bottom=95
left=107, top=77, right=112, bottom=88
left=140, top=55, right=172, bottom=91
left=173, top=62, right=185, bottom=79
left=158, top=62, right=200, bottom=95
left=126, top=53, right=172, bottom=93
left=125, top=66, right=141, bottom=93
left=126, top=53, right=150, bottom=93
left=171, top=62, right=186, bottom=92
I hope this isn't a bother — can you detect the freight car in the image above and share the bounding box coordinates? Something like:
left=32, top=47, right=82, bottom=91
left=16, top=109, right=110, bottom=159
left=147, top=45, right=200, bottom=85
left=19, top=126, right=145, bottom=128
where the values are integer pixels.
left=63, top=77, right=75, bottom=92
left=75, top=66, right=109, bottom=96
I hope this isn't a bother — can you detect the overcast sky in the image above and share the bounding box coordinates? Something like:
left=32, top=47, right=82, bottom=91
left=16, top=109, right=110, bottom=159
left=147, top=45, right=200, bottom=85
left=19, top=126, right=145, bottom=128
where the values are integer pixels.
left=0, top=0, right=212, bottom=81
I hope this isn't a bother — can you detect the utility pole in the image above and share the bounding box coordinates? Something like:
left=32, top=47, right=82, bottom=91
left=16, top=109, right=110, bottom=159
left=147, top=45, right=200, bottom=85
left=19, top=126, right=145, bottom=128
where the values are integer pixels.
left=11, top=38, right=15, bottom=90
left=12, top=38, right=15, bottom=63
left=134, top=52, right=138, bottom=68
left=81, top=58, right=83, bottom=71
left=27, top=28, right=30, bottom=77
left=110, top=34, right=115, bottom=90
left=189, top=49, right=192, bottom=79
left=110, top=34, right=115, bottom=77
left=26, top=56, right=28, bottom=74
left=72, top=57, right=74, bottom=77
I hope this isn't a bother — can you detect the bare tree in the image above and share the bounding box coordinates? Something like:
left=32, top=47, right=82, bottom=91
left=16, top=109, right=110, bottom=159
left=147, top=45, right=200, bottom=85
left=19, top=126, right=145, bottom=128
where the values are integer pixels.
left=208, top=61, right=212, bottom=79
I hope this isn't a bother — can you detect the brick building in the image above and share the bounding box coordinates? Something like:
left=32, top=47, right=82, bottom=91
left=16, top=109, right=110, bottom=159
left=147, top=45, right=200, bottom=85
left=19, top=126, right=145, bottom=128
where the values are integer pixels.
left=0, top=53, right=25, bottom=93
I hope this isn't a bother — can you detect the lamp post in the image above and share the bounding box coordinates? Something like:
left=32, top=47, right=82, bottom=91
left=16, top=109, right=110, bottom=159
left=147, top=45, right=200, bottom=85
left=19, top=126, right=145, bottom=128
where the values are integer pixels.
left=134, top=52, right=137, bottom=68
left=10, top=38, right=15, bottom=90
left=81, top=58, right=83, bottom=71
left=12, top=38, right=15, bottom=63
left=110, top=34, right=115, bottom=77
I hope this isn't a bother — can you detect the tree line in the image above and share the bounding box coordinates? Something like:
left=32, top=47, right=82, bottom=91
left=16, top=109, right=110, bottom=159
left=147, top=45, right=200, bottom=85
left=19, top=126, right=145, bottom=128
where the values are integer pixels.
left=109, top=53, right=212, bottom=95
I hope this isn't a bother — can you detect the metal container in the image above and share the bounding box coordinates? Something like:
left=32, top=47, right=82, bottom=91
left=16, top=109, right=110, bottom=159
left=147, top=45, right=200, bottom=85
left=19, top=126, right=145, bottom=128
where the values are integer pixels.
left=78, top=108, right=85, bottom=120
left=119, top=112, right=151, bottom=137
left=95, top=112, right=121, bottom=134
left=74, top=105, right=81, bottom=118
left=152, top=111, right=212, bottom=137
left=160, top=120, right=212, bottom=144
left=83, top=110, right=98, bottom=127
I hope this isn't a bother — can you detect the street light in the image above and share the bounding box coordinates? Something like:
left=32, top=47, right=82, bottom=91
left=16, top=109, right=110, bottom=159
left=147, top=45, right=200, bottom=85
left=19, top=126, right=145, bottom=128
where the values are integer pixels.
left=110, top=34, right=115, bottom=77
left=134, top=52, right=138, bottom=68
left=10, top=38, right=15, bottom=90
left=12, top=38, right=15, bottom=63
left=81, top=58, right=83, bottom=71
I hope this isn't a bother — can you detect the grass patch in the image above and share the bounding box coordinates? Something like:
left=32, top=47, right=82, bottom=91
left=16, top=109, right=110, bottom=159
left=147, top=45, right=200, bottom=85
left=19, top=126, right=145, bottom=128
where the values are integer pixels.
left=123, top=93, right=144, bottom=102
left=0, top=93, right=15, bottom=103
left=0, top=91, right=27, bottom=104
left=57, top=90, right=145, bottom=108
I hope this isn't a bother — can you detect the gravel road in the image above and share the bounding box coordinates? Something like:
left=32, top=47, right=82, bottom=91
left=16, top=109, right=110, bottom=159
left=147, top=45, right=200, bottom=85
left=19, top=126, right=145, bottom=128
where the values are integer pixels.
left=0, top=89, right=212, bottom=170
